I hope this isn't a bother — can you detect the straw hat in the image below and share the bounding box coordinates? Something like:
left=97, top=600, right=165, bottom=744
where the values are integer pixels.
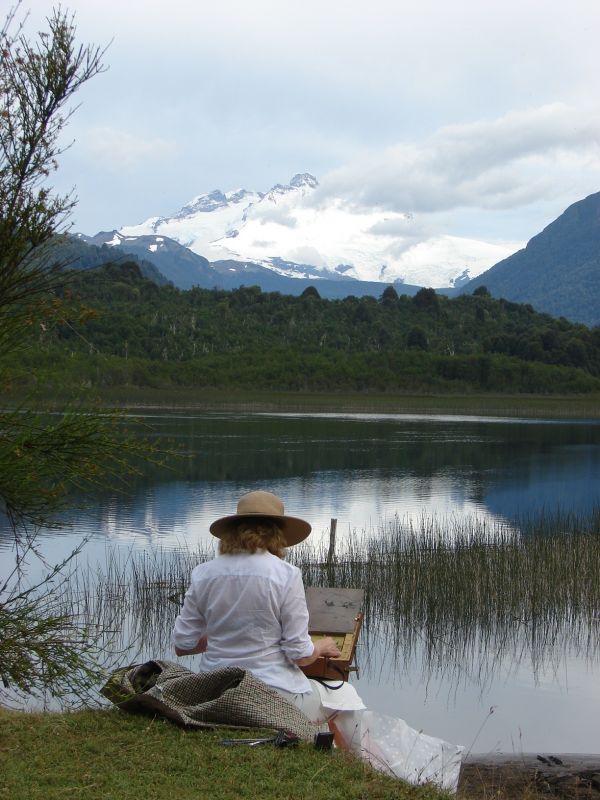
left=209, top=490, right=311, bottom=546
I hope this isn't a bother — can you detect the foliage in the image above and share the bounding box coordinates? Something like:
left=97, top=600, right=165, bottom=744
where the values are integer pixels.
left=0, top=7, right=157, bottom=708
left=10, top=261, right=600, bottom=395
left=0, top=404, right=150, bottom=529
left=412, top=286, right=439, bottom=312
left=0, top=541, right=125, bottom=704
left=381, top=285, right=399, bottom=304
left=300, top=285, right=321, bottom=299
left=0, top=5, right=105, bottom=357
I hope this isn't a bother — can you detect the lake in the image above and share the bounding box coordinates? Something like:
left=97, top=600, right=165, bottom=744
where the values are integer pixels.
left=2, top=410, right=600, bottom=754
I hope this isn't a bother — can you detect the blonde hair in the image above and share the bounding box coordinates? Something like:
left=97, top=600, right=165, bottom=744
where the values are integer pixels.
left=218, top=519, right=286, bottom=558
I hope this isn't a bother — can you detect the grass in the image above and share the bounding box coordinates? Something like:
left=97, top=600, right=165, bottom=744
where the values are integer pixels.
left=7, top=386, right=600, bottom=418
left=0, top=707, right=448, bottom=800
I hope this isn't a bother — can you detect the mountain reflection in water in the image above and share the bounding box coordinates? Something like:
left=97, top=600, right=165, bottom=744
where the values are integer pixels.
left=2, top=411, right=599, bottom=553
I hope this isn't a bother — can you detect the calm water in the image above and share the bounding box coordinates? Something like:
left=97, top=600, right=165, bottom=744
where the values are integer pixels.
left=3, top=411, right=600, bottom=753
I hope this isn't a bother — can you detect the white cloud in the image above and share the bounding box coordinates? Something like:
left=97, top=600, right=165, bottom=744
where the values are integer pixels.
left=84, top=127, right=175, bottom=171
left=317, top=104, right=600, bottom=214
left=367, top=214, right=432, bottom=238
left=285, top=246, right=326, bottom=267
left=251, top=205, right=298, bottom=228
left=22, top=0, right=600, bottom=239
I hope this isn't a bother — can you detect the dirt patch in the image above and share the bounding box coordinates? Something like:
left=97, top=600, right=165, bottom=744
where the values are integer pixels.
left=459, top=755, right=600, bottom=800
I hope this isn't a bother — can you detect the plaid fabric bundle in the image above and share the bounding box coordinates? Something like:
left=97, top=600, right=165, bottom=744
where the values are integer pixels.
left=101, top=660, right=316, bottom=740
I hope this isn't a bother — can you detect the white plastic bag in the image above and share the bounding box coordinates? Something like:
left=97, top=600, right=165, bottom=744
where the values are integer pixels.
left=358, top=710, right=464, bottom=793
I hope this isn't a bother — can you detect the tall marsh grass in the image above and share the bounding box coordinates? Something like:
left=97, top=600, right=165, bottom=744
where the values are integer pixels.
left=54, top=510, right=600, bottom=698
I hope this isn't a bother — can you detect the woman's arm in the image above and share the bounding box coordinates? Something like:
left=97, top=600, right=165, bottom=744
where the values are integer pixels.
left=294, top=636, right=341, bottom=667
left=279, top=569, right=316, bottom=664
left=172, top=575, right=207, bottom=656
left=280, top=569, right=342, bottom=665
left=174, top=635, right=208, bottom=657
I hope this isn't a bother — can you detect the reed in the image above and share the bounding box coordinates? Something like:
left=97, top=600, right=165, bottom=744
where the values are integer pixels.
left=294, top=512, right=600, bottom=685
left=26, top=510, right=600, bottom=705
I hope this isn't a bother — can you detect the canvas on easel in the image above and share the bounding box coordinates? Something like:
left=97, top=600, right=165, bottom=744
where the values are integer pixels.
left=300, top=587, right=364, bottom=681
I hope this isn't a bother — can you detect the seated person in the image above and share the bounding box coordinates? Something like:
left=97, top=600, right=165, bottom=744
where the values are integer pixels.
left=172, top=490, right=365, bottom=744
left=172, top=490, right=464, bottom=792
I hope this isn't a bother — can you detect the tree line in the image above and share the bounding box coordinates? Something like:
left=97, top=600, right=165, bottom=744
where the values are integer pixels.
left=7, top=262, right=600, bottom=394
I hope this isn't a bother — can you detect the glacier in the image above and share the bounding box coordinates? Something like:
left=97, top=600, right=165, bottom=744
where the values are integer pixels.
left=119, top=173, right=521, bottom=289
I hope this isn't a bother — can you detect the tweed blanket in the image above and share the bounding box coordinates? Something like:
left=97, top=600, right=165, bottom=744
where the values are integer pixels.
left=101, top=660, right=316, bottom=740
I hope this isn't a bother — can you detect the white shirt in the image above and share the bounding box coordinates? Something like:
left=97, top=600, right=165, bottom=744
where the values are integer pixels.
left=172, top=551, right=315, bottom=694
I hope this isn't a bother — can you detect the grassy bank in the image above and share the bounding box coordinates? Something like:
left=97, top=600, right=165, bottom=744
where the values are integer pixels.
left=9, top=386, right=600, bottom=418
left=1, top=703, right=588, bottom=800
left=0, top=707, right=445, bottom=800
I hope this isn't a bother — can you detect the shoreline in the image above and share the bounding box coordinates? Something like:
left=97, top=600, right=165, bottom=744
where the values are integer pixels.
left=465, top=753, right=600, bottom=765
left=8, top=388, right=600, bottom=419
left=460, top=752, right=600, bottom=799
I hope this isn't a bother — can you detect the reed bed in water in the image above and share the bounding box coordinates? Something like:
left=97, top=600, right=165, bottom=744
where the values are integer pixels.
left=70, top=511, right=600, bottom=689
left=295, top=511, right=600, bottom=686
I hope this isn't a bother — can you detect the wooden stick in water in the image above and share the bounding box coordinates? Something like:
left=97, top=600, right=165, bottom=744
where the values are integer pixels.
left=327, top=518, right=337, bottom=567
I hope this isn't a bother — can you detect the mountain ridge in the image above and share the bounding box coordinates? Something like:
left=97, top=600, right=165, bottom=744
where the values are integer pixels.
left=117, top=173, right=518, bottom=289
left=75, top=229, right=425, bottom=298
left=464, top=191, right=600, bottom=326
left=73, top=181, right=600, bottom=326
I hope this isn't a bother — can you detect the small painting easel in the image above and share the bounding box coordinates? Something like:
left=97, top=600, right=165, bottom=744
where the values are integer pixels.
left=300, top=587, right=364, bottom=681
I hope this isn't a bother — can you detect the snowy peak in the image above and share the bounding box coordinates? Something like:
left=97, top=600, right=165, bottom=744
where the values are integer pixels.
left=118, top=173, right=521, bottom=289
left=172, top=175, right=317, bottom=220
left=263, top=173, right=319, bottom=203
left=290, top=173, right=319, bottom=189
left=185, top=189, right=229, bottom=213
left=175, top=188, right=259, bottom=218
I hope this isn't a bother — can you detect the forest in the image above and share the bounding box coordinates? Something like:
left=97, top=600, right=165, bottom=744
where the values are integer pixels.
left=7, top=261, right=600, bottom=395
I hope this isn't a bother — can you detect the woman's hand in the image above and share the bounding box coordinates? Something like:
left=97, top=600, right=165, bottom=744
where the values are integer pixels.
left=315, top=636, right=342, bottom=658
left=174, top=635, right=208, bottom=657
left=294, top=636, right=341, bottom=667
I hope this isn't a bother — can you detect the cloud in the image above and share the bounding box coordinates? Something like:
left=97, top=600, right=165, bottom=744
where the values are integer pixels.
left=367, top=214, right=433, bottom=238
left=83, top=127, right=175, bottom=171
left=285, top=246, right=326, bottom=267
left=250, top=205, right=298, bottom=228
left=317, top=104, right=600, bottom=214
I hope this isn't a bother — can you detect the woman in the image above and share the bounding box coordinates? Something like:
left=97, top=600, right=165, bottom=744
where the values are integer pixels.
left=172, top=490, right=365, bottom=739
left=172, top=491, right=463, bottom=789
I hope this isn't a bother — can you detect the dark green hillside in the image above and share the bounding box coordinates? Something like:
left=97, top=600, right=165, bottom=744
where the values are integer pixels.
left=57, top=235, right=171, bottom=286
left=83, top=232, right=214, bottom=289
left=9, top=262, right=600, bottom=394
left=465, top=191, right=600, bottom=326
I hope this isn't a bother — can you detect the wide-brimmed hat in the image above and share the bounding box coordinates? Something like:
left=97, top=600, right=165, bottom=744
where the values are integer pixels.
left=209, top=490, right=311, bottom=546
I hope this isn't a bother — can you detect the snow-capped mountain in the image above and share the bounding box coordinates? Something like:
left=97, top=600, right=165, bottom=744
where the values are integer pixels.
left=119, top=173, right=520, bottom=289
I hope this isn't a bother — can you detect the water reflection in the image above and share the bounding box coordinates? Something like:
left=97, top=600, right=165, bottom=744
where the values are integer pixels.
left=2, top=412, right=599, bottom=555
left=3, top=412, right=600, bottom=752
left=47, top=524, right=600, bottom=753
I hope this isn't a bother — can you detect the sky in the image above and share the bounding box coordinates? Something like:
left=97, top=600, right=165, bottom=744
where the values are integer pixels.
left=20, top=0, right=600, bottom=247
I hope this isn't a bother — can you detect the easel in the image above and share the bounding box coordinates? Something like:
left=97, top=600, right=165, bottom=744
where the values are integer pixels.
left=301, top=586, right=364, bottom=682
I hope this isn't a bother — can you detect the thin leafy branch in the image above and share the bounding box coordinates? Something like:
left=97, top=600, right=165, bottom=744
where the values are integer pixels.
left=0, top=3, right=107, bottom=356
left=0, top=6, right=161, bottom=708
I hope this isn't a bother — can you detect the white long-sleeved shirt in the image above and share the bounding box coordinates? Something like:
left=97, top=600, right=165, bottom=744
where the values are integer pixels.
left=171, top=551, right=315, bottom=694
